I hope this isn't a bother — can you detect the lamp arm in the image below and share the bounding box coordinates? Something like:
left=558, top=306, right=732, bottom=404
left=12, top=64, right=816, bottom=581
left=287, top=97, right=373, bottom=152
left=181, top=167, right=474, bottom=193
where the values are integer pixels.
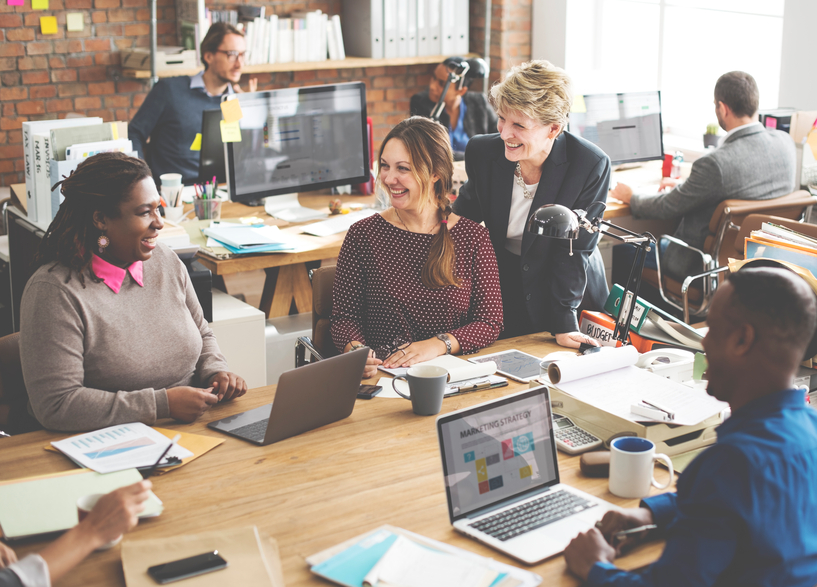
left=429, top=63, right=470, bottom=121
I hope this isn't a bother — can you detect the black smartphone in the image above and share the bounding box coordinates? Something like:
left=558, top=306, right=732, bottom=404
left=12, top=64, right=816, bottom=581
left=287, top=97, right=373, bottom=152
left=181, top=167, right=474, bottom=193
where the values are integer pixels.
left=148, top=551, right=228, bottom=584
left=357, top=384, right=382, bottom=399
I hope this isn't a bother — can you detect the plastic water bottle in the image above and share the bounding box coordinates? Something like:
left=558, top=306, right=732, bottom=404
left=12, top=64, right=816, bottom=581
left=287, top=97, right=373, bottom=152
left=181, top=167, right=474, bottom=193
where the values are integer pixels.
left=671, top=151, right=683, bottom=179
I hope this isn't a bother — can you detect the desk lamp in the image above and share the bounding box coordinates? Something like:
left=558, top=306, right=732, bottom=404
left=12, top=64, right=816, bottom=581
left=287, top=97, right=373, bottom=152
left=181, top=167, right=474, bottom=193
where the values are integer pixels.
left=429, top=57, right=489, bottom=122
left=527, top=203, right=656, bottom=345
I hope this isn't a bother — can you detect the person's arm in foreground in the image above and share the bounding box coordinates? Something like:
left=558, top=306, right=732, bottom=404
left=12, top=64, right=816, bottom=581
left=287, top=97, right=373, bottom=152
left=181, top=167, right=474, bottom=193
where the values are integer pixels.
left=0, top=482, right=150, bottom=587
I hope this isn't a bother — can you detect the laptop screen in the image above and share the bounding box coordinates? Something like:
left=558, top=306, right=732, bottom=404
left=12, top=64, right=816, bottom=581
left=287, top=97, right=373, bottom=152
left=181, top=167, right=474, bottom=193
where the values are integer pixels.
left=437, top=387, right=559, bottom=522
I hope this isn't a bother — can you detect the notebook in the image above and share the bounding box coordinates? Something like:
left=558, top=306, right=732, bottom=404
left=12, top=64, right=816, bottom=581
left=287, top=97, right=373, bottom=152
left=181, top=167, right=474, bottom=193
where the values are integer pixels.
left=436, top=386, right=615, bottom=565
left=208, top=348, right=368, bottom=445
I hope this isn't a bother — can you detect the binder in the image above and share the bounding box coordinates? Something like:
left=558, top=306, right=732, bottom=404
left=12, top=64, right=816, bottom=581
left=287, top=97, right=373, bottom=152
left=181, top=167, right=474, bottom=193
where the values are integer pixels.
left=341, top=0, right=383, bottom=59
left=383, top=0, right=398, bottom=59
left=420, top=0, right=441, bottom=56
left=440, top=0, right=456, bottom=55
left=406, top=0, right=418, bottom=57
left=50, top=121, right=127, bottom=161
left=396, top=0, right=409, bottom=57
left=454, top=0, right=469, bottom=54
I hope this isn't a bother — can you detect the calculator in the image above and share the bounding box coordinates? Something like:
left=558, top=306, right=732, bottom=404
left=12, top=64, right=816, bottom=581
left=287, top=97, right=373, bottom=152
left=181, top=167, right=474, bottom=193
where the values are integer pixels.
left=552, top=413, right=603, bottom=455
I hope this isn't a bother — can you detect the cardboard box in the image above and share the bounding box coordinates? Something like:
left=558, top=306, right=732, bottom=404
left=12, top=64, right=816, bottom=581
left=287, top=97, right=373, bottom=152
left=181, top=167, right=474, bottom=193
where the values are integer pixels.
left=120, top=47, right=198, bottom=70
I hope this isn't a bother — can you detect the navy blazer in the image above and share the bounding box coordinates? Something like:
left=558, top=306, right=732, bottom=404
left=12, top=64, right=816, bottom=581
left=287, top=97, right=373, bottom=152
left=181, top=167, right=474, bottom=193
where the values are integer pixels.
left=453, top=132, right=611, bottom=334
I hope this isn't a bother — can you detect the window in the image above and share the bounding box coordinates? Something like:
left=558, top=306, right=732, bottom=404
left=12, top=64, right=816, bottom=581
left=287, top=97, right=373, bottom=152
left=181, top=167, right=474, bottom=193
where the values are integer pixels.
left=560, top=0, right=784, bottom=139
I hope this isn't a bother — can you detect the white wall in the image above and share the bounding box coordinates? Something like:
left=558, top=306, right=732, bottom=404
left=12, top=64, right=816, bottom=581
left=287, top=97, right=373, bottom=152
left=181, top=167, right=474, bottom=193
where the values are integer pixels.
left=779, top=0, right=817, bottom=109
left=531, top=0, right=567, bottom=68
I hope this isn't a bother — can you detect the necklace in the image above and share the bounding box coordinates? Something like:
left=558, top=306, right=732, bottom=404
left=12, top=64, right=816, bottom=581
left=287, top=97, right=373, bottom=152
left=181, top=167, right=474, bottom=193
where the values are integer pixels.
left=394, top=208, right=439, bottom=234
left=514, top=162, right=537, bottom=200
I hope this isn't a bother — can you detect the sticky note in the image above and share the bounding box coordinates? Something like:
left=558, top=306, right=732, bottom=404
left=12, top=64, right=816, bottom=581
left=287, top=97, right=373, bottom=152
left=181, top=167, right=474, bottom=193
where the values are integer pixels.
left=32, top=0, right=48, bottom=9
left=66, top=12, right=84, bottom=31
left=693, top=352, right=707, bottom=380
left=571, top=94, right=586, bottom=114
left=220, top=120, right=242, bottom=143
left=190, top=133, right=202, bottom=151
left=7, top=0, right=24, bottom=6
left=40, top=16, right=57, bottom=34
left=220, top=97, right=243, bottom=124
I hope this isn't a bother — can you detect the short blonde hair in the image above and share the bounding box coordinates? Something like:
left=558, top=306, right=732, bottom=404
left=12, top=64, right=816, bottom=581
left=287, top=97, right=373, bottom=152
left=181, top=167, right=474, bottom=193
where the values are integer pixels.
left=490, top=60, right=573, bottom=130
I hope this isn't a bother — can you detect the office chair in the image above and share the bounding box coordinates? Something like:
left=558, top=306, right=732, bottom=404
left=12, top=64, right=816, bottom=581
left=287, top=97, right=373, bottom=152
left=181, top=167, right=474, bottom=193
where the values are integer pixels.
left=647, top=190, right=816, bottom=322
left=0, top=332, right=41, bottom=435
left=294, top=265, right=339, bottom=367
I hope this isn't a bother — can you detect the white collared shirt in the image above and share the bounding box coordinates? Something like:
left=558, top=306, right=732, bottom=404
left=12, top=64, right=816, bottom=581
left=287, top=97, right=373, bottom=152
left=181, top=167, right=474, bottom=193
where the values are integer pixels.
left=189, top=71, right=235, bottom=98
left=721, top=121, right=762, bottom=145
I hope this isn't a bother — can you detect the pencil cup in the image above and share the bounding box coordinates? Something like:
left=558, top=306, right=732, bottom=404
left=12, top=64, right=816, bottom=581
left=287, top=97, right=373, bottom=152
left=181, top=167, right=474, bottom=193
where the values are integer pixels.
left=77, top=494, right=122, bottom=550
left=608, top=437, right=673, bottom=499
left=164, top=205, right=186, bottom=223
left=392, top=365, right=447, bottom=416
left=193, top=198, right=222, bottom=221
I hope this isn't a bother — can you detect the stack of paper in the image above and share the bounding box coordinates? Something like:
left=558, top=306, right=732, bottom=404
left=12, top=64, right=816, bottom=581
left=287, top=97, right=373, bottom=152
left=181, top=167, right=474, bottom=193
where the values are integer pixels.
left=50, top=422, right=194, bottom=474
left=202, top=222, right=299, bottom=254
left=377, top=355, right=506, bottom=397
left=308, top=526, right=541, bottom=587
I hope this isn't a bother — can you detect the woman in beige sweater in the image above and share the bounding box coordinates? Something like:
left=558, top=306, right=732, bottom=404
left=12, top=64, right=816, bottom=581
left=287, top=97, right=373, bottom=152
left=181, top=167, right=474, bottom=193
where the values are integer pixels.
left=20, top=152, right=247, bottom=432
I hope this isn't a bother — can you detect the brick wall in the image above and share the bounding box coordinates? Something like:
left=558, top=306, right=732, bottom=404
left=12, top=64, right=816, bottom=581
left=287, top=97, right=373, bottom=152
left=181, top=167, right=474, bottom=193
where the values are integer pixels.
left=0, top=0, right=532, bottom=187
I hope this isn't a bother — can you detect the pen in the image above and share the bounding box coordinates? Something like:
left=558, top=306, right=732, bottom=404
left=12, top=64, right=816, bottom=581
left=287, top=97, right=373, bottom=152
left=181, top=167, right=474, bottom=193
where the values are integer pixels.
left=613, top=524, right=658, bottom=542
left=641, top=399, right=675, bottom=420
left=631, top=403, right=671, bottom=422
left=142, top=434, right=181, bottom=478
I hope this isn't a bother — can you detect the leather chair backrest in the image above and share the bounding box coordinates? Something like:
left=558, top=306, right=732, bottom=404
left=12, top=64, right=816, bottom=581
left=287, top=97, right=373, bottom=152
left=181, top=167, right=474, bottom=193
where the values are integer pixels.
left=311, top=265, right=338, bottom=359
left=703, top=190, right=816, bottom=267
left=0, top=332, right=39, bottom=434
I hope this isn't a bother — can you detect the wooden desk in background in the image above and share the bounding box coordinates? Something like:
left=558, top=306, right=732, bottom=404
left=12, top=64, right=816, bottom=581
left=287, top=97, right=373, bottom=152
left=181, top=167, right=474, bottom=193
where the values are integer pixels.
left=0, top=334, right=665, bottom=587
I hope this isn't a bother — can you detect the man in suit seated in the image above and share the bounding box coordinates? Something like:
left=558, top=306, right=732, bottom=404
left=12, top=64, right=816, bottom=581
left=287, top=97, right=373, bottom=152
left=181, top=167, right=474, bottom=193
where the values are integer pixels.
left=410, top=57, right=497, bottom=161
left=563, top=266, right=817, bottom=586
left=612, top=71, right=796, bottom=278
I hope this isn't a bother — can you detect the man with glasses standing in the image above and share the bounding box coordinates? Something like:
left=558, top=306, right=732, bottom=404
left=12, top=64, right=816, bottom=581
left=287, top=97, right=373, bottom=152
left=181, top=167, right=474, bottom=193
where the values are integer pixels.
left=129, top=23, right=257, bottom=185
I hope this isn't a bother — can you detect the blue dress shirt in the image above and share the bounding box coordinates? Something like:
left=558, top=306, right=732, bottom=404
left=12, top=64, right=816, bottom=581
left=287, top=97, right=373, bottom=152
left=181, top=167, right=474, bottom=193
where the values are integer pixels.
left=449, top=100, right=469, bottom=154
left=588, top=388, right=817, bottom=587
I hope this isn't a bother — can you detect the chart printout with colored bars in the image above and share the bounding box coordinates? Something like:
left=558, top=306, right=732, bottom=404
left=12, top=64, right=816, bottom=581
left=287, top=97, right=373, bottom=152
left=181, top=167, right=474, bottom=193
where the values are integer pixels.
left=50, top=422, right=193, bottom=475
left=439, top=393, right=557, bottom=517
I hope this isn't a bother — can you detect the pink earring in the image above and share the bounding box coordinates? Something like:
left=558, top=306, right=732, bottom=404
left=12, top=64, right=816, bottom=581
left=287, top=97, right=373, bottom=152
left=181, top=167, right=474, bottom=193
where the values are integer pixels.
left=97, top=233, right=109, bottom=254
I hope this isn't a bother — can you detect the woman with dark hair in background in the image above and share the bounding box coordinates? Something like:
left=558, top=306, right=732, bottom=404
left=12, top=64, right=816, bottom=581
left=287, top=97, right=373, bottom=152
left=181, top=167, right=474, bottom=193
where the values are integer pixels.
left=20, top=152, right=246, bottom=432
left=331, top=117, right=503, bottom=379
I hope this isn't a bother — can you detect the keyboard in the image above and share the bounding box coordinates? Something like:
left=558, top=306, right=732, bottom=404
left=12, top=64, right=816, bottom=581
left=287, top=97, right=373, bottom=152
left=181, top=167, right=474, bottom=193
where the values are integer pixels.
left=302, top=210, right=377, bottom=237
left=229, top=419, right=270, bottom=443
left=469, top=489, right=596, bottom=542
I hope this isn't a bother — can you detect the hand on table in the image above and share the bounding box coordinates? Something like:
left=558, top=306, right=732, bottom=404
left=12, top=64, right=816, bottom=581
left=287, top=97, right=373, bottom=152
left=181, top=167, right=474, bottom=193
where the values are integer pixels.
left=207, top=371, right=248, bottom=401
left=382, top=338, right=447, bottom=368
left=595, top=507, right=656, bottom=552
left=555, top=331, right=600, bottom=349
left=0, top=542, right=16, bottom=568
left=564, top=527, right=617, bottom=580
left=609, top=182, right=633, bottom=204
left=167, top=386, right=219, bottom=422
left=78, top=481, right=151, bottom=548
left=659, top=177, right=680, bottom=190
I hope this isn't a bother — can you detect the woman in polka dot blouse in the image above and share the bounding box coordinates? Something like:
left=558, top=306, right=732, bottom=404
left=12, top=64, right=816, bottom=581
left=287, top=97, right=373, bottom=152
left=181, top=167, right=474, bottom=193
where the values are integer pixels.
left=331, top=117, right=504, bottom=378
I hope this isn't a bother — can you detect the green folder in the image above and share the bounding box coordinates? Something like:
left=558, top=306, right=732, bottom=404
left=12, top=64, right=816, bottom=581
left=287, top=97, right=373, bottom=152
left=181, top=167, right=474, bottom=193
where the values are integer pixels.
left=0, top=468, right=162, bottom=540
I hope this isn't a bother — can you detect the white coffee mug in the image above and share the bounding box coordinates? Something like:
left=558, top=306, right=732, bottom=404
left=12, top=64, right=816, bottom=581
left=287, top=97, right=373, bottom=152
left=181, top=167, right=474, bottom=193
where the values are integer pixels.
left=608, top=437, right=673, bottom=499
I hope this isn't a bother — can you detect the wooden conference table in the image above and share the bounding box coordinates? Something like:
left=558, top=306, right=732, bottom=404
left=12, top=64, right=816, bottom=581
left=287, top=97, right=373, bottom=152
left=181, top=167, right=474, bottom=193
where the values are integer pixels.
left=0, top=334, right=666, bottom=587
left=193, top=193, right=632, bottom=319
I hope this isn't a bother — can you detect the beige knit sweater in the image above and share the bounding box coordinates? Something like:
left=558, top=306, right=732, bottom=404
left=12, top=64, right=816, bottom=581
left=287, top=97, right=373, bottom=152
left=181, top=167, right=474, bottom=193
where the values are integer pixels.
left=20, top=244, right=228, bottom=431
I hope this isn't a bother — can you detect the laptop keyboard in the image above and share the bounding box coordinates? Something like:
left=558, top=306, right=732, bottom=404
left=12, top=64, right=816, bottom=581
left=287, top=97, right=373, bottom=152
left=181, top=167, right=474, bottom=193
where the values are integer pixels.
left=469, top=490, right=596, bottom=542
left=229, top=419, right=269, bottom=443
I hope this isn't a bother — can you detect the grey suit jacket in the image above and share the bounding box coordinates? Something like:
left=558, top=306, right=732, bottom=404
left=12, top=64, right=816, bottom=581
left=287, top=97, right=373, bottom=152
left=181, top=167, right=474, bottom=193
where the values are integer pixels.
left=629, top=124, right=796, bottom=250
left=409, top=90, right=498, bottom=160
left=454, top=132, right=611, bottom=334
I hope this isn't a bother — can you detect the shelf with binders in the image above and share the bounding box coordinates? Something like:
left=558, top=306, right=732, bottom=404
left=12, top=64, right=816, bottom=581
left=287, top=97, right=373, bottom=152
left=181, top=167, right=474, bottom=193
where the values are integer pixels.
left=119, top=53, right=479, bottom=80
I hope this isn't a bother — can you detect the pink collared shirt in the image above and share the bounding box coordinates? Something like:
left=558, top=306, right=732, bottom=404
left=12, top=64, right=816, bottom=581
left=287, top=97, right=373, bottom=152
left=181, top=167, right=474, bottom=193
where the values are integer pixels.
left=91, top=254, right=144, bottom=294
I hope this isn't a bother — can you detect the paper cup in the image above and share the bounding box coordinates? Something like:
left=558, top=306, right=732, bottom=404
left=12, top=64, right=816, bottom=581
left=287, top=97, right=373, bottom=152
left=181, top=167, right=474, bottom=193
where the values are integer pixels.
left=77, top=494, right=122, bottom=550
left=159, top=173, right=182, bottom=188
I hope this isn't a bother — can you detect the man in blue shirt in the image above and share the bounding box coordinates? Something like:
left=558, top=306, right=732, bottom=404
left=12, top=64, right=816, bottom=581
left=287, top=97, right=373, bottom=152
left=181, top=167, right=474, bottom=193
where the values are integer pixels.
left=129, top=23, right=257, bottom=185
left=564, top=266, right=817, bottom=586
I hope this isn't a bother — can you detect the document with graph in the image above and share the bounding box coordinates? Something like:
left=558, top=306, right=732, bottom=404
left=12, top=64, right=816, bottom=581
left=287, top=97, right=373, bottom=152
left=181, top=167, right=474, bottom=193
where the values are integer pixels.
left=51, top=422, right=193, bottom=474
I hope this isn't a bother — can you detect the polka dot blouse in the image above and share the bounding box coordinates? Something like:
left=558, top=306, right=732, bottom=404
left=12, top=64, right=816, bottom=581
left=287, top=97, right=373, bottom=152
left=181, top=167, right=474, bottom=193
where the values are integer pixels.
left=331, top=213, right=504, bottom=359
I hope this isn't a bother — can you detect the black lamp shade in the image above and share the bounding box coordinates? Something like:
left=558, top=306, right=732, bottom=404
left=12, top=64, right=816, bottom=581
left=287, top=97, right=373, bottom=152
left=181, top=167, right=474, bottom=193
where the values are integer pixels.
left=527, top=204, right=580, bottom=239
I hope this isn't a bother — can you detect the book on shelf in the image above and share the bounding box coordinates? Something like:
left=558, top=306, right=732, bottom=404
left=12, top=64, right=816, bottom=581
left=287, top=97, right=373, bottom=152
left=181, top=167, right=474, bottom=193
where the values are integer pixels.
left=176, top=0, right=208, bottom=58
left=342, top=0, right=384, bottom=59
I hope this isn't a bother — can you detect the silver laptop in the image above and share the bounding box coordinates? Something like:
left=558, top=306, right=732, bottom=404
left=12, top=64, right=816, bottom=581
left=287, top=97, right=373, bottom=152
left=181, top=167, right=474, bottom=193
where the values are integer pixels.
left=436, top=386, right=616, bottom=565
left=208, top=348, right=369, bottom=445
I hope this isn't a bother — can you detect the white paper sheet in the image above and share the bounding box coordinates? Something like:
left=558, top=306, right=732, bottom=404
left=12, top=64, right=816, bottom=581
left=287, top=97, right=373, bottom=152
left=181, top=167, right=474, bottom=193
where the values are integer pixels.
left=547, top=346, right=638, bottom=384
left=378, top=355, right=496, bottom=383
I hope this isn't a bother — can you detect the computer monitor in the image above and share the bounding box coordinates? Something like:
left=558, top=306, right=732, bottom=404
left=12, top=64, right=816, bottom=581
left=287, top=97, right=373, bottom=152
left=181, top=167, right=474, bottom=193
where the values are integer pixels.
left=224, top=82, right=370, bottom=217
left=199, top=108, right=226, bottom=185
left=568, top=91, right=664, bottom=165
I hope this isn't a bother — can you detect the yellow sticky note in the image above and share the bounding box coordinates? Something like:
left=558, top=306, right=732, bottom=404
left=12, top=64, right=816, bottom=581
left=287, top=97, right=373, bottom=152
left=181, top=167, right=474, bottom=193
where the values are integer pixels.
left=66, top=12, right=83, bottom=32
left=571, top=94, right=587, bottom=114
left=220, top=120, right=242, bottom=143
left=110, top=122, right=119, bottom=140
left=190, top=133, right=202, bottom=151
left=32, top=0, right=48, bottom=9
left=40, top=16, right=57, bottom=34
left=220, top=97, right=243, bottom=124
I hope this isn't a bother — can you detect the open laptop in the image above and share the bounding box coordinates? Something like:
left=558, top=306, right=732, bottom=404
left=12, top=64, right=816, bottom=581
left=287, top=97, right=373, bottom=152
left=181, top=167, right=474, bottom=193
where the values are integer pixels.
left=208, top=348, right=369, bottom=445
left=436, top=386, right=616, bottom=565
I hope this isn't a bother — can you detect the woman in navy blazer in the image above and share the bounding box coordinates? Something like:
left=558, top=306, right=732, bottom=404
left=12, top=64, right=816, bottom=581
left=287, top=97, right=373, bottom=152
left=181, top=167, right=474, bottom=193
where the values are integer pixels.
left=453, top=61, right=611, bottom=347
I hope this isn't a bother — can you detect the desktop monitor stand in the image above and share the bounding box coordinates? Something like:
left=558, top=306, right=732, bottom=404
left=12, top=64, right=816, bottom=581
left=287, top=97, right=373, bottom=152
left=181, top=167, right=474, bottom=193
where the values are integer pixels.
left=263, top=193, right=328, bottom=222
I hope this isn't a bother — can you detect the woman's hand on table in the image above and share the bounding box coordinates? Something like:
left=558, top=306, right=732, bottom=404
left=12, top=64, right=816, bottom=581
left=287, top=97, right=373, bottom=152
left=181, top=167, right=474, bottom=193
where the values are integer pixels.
left=383, top=337, right=455, bottom=368
left=207, top=371, right=248, bottom=401
left=555, top=331, right=600, bottom=349
left=167, top=386, right=219, bottom=422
